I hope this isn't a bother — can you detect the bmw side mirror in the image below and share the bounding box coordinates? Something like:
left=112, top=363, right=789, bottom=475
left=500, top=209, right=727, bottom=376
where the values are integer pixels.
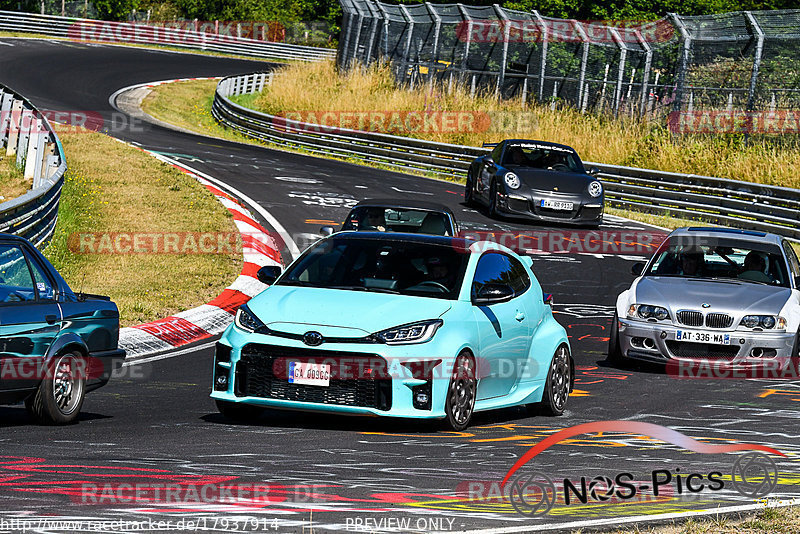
left=473, top=283, right=515, bottom=305
left=320, top=226, right=335, bottom=237
left=257, top=265, right=282, bottom=285
left=485, top=156, right=495, bottom=167
left=631, top=262, right=645, bottom=276
left=588, top=166, right=600, bottom=177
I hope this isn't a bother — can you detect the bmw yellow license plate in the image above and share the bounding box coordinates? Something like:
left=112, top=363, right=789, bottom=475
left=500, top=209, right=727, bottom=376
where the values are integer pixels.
left=540, top=199, right=573, bottom=210
left=288, top=361, right=331, bottom=386
left=675, top=330, right=731, bottom=345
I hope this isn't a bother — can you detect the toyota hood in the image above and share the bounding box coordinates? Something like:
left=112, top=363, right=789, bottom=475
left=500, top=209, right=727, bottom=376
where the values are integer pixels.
left=246, top=285, right=452, bottom=335
left=635, top=277, right=792, bottom=316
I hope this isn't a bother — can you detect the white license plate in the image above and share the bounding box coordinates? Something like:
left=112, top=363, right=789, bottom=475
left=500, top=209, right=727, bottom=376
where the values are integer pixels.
left=675, top=330, right=731, bottom=345
left=288, top=361, right=331, bottom=386
left=540, top=199, right=574, bottom=210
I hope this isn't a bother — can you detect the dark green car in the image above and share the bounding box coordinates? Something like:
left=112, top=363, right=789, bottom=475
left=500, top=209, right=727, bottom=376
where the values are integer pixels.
left=0, top=234, right=125, bottom=424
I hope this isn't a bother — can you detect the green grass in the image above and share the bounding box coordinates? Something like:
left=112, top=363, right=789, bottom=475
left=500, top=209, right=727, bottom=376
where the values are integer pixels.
left=42, top=129, right=241, bottom=326
left=0, top=154, right=31, bottom=201
left=591, top=505, right=800, bottom=533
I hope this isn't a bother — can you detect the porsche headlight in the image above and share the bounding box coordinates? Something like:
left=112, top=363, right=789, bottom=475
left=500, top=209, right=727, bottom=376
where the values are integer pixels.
left=234, top=305, right=265, bottom=333
left=740, top=315, right=785, bottom=330
left=588, top=181, right=603, bottom=198
left=374, top=319, right=443, bottom=345
left=504, top=172, right=521, bottom=190
left=628, top=304, right=670, bottom=321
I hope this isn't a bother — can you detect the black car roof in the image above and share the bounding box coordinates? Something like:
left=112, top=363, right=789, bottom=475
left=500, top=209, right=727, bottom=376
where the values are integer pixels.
left=352, top=198, right=456, bottom=217
left=331, top=231, right=472, bottom=249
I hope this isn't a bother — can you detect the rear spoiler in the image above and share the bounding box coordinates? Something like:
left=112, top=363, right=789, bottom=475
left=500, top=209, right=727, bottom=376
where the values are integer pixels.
left=482, top=142, right=498, bottom=148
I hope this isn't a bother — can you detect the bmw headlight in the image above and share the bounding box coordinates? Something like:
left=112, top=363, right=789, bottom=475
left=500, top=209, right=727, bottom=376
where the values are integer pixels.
left=740, top=315, right=785, bottom=330
left=628, top=304, right=670, bottom=321
left=504, top=172, right=521, bottom=190
left=374, top=319, right=443, bottom=345
left=588, top=181, right=603, bottom=198
left=234, top=305, right=265, bottom=333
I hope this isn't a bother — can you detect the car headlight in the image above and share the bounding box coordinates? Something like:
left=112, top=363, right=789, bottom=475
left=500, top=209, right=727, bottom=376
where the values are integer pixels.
left=588, top=181, right=603, bottom=198
left=740, top=315, right=785, bottom=330
left=234, top=305, right=265, bottom=333
left=628, top=304, right=670, bottom=321
left=374, top=319, right=443, bottom=345
left=504, top=172, right=521, bottom=190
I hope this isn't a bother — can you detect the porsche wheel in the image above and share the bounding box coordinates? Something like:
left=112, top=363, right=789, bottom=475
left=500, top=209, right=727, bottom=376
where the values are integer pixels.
left=539, top=345, right=571, bottom=416
left=488, top=182, right=499, bottom=218
left=465, top=175, right=475, bottom=206
left=444, top=352, right=477, bottom=431
left=26, top=351, right=86, bottom=425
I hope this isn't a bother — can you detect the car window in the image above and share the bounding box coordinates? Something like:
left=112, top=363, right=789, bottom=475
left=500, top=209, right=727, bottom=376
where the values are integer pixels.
left=27, top=254, right=56, bottom=301
left=646, top=236, right=789, bottom=287
left=783, top=240, right=800, bottom=276
left=341, top=207, right=452, bottom=236
left=507, top=255, right=531, bottom=294
left=500, top=143, right=581, bottom=172
left=472, top=252, right=520, bottom=298
left=491, top=144, right=503, bottom=162
left=0, top=244, right=36, bottom=304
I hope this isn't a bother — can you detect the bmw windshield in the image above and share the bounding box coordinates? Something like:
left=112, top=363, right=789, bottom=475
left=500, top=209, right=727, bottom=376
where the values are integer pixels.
left=645, top=237, right=790, bottom=287
left=276, top=235, right=470, bottom=299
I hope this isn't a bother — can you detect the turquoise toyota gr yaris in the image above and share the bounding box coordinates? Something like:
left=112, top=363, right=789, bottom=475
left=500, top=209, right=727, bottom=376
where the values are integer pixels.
left=211, top=232, right=573, bottom=430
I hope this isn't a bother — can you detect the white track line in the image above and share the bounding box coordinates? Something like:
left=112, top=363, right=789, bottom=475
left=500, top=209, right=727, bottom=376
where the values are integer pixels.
left=462, top=498, right=799, bottom=534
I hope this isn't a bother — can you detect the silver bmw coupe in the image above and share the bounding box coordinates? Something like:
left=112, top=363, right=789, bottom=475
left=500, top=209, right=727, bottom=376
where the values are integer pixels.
left=610, top=227, right=800, bottom=366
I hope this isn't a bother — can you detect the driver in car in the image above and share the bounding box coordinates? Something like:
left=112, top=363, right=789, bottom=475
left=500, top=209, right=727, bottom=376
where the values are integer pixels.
left=738, top=251, right=773, bottom=283
left=360, top=208, right=387, bottom=232
left=425, top=256, right=455, bottom=291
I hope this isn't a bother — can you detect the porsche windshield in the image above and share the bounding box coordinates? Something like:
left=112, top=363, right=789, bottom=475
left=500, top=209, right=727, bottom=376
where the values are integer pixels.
left=341, top=206, right=452, bottom=235
left=645, top=237, right=789, bottom=287
left=501, top=144, right=582, bottom=172
left=276, top=236, right=469, bottom=299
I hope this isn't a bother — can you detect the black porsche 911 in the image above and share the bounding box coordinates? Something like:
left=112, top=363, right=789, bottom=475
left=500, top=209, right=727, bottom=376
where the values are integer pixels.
left=465, top=139, right=604, bottom=226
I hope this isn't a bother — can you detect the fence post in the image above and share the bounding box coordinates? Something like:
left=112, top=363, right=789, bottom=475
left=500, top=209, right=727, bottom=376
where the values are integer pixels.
left=16, top=109, right=32, bottom=168
left=6, top=100, right=21, bottom=157
left=494, top=5, right=510, bottom=97
left=374, top=1, right=391, bottom=58
left=350, top=0, right=367, bottom=67
left=399, top=5, right=415, bottom=86
left=744, top=11, right=764, bottom=115
left=457, top=4, right=473, bottom=85
left=364, top=0, right=380, bottom=65
left=609, top=27, right=627, bottom=117
left=572, top=19, right=589, bottom=110
left=426, top=2, right=442, bottom=90
left=670, top=13, right=692, bottom=113
left=635, top=29, right=652, bottom=117
left=0, top=92, right=11, bottom=146
left=533, top=10, right=548, bottom=103
left=339, top=0, right=356, bottom=68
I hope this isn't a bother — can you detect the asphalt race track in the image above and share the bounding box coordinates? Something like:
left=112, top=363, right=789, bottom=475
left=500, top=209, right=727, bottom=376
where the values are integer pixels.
left=0, top=38, right=798, bottom=533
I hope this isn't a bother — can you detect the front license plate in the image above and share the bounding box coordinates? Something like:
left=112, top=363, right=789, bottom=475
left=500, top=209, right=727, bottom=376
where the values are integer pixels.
left=540, top=199, right=574, bottom=210
left=288, top=361, right=331, bottom=386
left=675, top=330, right=730, bottom=345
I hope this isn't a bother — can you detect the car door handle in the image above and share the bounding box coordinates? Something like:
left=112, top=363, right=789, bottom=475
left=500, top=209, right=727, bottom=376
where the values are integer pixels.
left=45, top=314, right=58, bottom=325
left=515, top=311, right=526, bottom=322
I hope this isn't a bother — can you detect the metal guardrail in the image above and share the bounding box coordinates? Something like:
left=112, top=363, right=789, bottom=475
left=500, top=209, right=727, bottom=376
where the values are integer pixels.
left=0, top=11, right=336, bottom=62
left=213, top=72, right=800, bottom=240
left=0, top=84, right=66, bottom=247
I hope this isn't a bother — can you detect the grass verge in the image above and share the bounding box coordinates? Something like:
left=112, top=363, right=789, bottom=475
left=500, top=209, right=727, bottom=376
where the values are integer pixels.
left=589, top=505, right=800, bottom=533
left=0, top=154, right=32, bottom=200
left=247, top=61, right=800, bottom=189
left=43, top=128, right=241, bottom=327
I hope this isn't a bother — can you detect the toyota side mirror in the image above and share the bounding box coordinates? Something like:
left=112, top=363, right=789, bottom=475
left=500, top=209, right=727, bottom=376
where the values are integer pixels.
left=320, top=226, right=335, bottom=237
left=795, top=274, right=800, bottom=288
left=631, top=262, right=645, bottom=276
left=257, top=265, right=282, bottom=285
left=588, top=166, right=601, bottom=177
left=473, top=283, right=515, bottom=305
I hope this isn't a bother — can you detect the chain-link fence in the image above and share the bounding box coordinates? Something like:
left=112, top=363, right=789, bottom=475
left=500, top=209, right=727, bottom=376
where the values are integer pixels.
left=338, top=2, right=800, bottom=121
